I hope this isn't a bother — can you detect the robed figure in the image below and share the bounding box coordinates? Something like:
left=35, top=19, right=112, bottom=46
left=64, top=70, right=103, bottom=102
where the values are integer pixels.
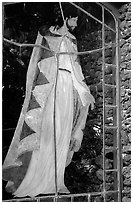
left=3, top=17, right=95, bottom=197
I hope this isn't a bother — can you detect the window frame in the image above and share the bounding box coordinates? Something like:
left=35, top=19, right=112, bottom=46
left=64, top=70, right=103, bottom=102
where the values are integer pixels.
left=3, top=2, right=122, bottom=202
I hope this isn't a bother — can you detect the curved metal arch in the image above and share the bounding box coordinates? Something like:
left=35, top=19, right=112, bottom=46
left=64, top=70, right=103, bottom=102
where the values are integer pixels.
left=69, top=2, right=118, bottom=33
left=99, top=2, right=120, bottom=21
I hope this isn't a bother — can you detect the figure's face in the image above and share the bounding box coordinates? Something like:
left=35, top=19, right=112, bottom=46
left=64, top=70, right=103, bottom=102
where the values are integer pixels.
left=67, top=17, right=78, bottom=30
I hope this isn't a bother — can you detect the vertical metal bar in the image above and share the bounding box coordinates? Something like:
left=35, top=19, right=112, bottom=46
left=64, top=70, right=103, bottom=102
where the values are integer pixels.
left=116, top=19, right=122, bottom=202
left=59, top=2, right=65, bottom=23
left=53, top=53, right=59, bottom=197
left=88, top=194, right=91, bottom=202
left=71, top=196, right=74, bottom=202
left=101, top=6, right=106, bottom=202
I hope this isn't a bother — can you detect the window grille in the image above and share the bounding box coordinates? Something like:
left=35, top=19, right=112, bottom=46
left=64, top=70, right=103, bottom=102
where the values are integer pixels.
left=3, top=2, right=122, bottom=202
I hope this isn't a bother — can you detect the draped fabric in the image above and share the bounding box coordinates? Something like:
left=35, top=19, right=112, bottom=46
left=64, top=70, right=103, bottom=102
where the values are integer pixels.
left=3, top=26, right=95, bottom=197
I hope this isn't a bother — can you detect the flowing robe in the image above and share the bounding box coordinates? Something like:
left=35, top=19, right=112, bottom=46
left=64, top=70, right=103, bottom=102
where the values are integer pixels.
left=3, top=28, right=95, bottom=197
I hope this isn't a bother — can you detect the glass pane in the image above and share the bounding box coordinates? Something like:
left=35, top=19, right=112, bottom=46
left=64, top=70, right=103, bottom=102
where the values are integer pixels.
left=75, top=2, right=102, bottom=22
left=105, top=107, right=117, bottom=126
left=40, top=197, right=54, bottom=202
left=105, top=128, right=117, bottom=147
left=80, top=51, right=102, bottom=86
left=105, top=149, right=118, bottom=169
left=104, top=64, right=116, bottom=85
left=105, top=86, right=116, bottom=105
left=105, top=47, right=116, bottom=65
left=90, top=194, right=104, bottom=202
left=104, top=27, right=116, bottom=65
left=105, top=171, right=118, bottom=191
left=105, top=26, right=116, bottom=45
left=57, top=196, right=71, bottom=202
left=73, top=195, right=88, bottom=201
left=105, top=192, right=118, bottom=202
left=104, top=9, right=116, bottom=31
left=77, top=17, right=102, bottom=51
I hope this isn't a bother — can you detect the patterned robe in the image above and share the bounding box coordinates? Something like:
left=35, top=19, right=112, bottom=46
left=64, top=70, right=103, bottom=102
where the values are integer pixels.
left=3, top=27, right=95, bottom=197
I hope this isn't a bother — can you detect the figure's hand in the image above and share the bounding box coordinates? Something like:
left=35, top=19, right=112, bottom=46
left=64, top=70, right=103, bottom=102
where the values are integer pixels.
left=89, top=94, right=95, bottom=110
left=85, top=92, right=95, bottom=110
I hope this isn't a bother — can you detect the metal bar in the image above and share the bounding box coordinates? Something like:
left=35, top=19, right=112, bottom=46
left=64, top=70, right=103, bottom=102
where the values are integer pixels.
left=104, top=84, right=116, bottom=88
left=101, top=6, right=106, bottom=202
left=116, top=19, right=123, bottom=202
left=3, top=37, right=117, bottom=57
left=69, top=2, right=116, bottom=33
left=59, top=2, right=65, bottom=23
left=3, top=128, right=15, bottom=131
left=105, top=148, right=118, bottom=153
left=105, top=105, right=117, bottom=108
left=105, top=63, right=117, bottom=68
left=53, top=53, right=60, bottom=197
left=3, top=38, right=54, bottom=54
left=104, top=125, right=118, bottom=129
left=87, top=194, right=91, bottom=201
left=105, top=169, right=118, bottom=172
left=3, top=191, right=120, bottom=202
left=97, top=2, right=118, bottom=23
left=70, top=196, right=74, bottom=202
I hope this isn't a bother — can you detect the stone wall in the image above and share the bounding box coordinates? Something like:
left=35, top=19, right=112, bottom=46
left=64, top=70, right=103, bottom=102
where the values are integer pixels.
left=119, top=3, right=131, bottom=202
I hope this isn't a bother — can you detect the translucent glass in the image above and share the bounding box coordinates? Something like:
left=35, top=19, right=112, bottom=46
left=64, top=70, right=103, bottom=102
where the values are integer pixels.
left=104, top=64, right=116, bottom=85
left=105, top=86, right=116, bottom=105
left=39, top=197, right=54, bottom=202
left=105, top=128, right=117, bottom=147
left=105, top=149, right=118, bottom=169
left=105, top=171, right=118, bottom=191
left=104, top=8, right=116, bottom=31
left=57, top=196, right=71, bottom=202
left=90, top=194, right=104, bottom=202
left=105, top=192, right=118, bottom=202
left=75, top=2, right=102, bottom=22
left=73, top=196, right=88, bottom=202
left=105, top=107, right=117, bottom=126
left=106, top=193, right=118, bottom=202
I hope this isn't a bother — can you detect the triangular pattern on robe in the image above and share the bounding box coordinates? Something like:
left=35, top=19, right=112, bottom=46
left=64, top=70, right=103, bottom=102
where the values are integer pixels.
left=27, top=93, right=41, bottom=111
left=36, top=71, right=49, bottom=85
left=20, top=121, right=36, bottom=141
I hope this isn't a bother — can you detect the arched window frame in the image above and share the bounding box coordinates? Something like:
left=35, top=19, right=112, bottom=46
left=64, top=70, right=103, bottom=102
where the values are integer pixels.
left=2, top=2, right=122, bottom=202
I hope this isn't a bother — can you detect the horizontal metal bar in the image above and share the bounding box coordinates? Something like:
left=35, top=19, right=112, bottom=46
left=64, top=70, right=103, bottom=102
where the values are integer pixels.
left=57, top=43, right=117, bottom=56
left=105, top=63, right=117, bottom=68
left=3, top=2, right=22, bottom=6
left=3, top=128, right=15, bottom=131
left=105, top=105, right=117, bottom=108
left=104, top=84, right=116, bottom=88
left=105, top=169, right=118, bottom=172
left=105, top=147, right=118, bottom=152
left=3, top=190, right=120, bottom=202
left=4, top=37, right=117, bottom=57
left=104, top=126, right=118, bottom=129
